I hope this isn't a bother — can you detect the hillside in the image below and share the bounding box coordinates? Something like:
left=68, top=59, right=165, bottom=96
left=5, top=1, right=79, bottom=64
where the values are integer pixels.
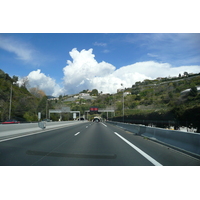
left=0, top=69, right=56, bottom=122
left=1, top=68, right=200, bottom=131
left=116, top=74, right=200, bottom=131
left=61, top=73, right=200, bottom=131
left=63, top=73, right=200, bottom=112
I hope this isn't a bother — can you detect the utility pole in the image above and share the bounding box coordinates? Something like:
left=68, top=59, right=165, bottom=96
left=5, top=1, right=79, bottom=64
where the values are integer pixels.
left=46, top=99, right=48, bottom=119
left=9, top=84, right=12, bottom=120
left=121, top=83, right=124, bottom=123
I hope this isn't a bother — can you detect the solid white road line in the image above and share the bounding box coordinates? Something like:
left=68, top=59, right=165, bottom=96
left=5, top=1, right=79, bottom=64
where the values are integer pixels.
left=114, top=132, right=163, bottom=166
left=74, top=132, right=80, bottom=136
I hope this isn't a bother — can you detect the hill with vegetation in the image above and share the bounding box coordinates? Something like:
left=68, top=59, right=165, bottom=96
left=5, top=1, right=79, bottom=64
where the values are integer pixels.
left=0, top=69, right=57, bottom=122
left=61, top=73, right=200, bottom=131
left=1, top=68, right=200, bottom=131
left=112, top=73, right=200, bottom=131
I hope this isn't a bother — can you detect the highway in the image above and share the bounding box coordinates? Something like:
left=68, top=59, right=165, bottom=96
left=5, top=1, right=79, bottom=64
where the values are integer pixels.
left=0, top=121, right=200, bottom=166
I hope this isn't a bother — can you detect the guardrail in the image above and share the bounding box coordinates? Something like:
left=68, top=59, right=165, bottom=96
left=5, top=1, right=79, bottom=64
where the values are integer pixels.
left=107, top=121, right=200, bottom=157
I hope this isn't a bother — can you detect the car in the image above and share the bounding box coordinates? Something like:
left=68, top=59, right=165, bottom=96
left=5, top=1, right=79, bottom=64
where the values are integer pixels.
left=42, top=119, right=51, bottom=122
left=2, top=120, right=20, bottom=124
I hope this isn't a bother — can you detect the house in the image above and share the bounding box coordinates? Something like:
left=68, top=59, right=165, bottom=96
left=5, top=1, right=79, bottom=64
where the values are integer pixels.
left=117, top=89, right=124, bottom=93
left=180, top=86, right=200, bottom=95
left=47, top=96, right=59, bottom=101
left=79, top=93, right=90, bottom=97
left=124, top=92, right=131, bottom=96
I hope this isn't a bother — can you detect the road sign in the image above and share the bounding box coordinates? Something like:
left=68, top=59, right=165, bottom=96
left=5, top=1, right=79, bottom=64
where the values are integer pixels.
left=90, top=106, right=98, bottom=113
left=38, top=112, right=41, bottom=121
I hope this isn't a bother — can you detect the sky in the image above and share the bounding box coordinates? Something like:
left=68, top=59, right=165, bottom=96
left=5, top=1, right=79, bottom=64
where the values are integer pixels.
left=0, top=33, right=200, bottom=96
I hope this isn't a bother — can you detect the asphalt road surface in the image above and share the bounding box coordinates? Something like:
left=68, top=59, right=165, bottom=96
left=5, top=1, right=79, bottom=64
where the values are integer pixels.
left=0, top=121, right=200, bottom=166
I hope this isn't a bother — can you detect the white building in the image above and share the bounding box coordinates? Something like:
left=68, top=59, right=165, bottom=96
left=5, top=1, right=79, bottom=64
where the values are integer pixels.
left=181, top=86, right=200, bottom=95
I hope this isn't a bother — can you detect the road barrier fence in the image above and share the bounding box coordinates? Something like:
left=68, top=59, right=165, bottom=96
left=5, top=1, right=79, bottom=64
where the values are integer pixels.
left=107, top=121, right=200, bottom=157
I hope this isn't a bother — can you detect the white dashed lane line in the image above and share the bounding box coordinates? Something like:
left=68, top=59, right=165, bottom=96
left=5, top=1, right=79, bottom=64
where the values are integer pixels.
left=101, top=123, right=107, bottom=127
left=74, top=132, right=80, bottom=136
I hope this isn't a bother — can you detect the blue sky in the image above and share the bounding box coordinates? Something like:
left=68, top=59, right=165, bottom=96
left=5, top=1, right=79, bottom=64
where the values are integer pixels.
left=0, top=33, right=200, bottom=95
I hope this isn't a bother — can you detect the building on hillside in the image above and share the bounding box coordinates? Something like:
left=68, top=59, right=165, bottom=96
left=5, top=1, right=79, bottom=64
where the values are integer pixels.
left=124, top=91, right=131, bottom=96
left=117, top=89, right=124, bottom=93
left=64, top=97, right=76, bottom=102
left=79, top=93, right=90, bottom=97
left=180, top=86, right=200, bottom=95
left=47, top=96, right=59, bottom=101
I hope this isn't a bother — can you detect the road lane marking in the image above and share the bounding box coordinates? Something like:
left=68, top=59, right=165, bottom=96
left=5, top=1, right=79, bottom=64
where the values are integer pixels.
left=101, top=123, right=107, bottom=127
left=114, top=132, right=163, bottom=166
left=74, top=132, right=80, bottom=136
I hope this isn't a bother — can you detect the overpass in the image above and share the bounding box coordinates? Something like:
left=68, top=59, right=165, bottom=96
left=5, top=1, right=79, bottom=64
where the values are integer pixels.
left=85, top=109, right=115, bottom=119
left=49, top=107, right=80, bottom=120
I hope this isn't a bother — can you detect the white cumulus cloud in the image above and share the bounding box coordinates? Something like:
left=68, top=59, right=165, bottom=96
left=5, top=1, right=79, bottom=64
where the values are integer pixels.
left=62, top=49, right=200, bottom=94
left=18, top=69, right=63, bottom=97
left=62, top=49, right=154, bottom=94
left=63, top=48, right=116, bottom=94
left=19, top=48, right=200, bottom=96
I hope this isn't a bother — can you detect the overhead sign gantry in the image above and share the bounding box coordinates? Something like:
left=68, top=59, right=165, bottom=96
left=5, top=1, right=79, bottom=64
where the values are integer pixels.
left=49, top=107, right=80, bottom=120
left=85, top=107, right=115, bottom=119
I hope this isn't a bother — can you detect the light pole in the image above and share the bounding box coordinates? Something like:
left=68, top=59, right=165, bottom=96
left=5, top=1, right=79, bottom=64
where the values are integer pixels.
left=46, top=99, right=48, bottom=119
left=9, top=82, right=17, bottom=120
left=9, top=84, right=13, bottom=120
left=121, top=83, right=124, bottom=122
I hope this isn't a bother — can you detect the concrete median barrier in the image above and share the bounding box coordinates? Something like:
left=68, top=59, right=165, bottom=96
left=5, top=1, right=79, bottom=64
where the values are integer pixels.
left=0, top=121, right=85, bottom=139
left=107, top=121, right=200, bottom=156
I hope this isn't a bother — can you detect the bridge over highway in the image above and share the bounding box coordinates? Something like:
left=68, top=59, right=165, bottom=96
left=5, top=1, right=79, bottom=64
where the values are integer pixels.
left=85, top=109, right=115, bottom=119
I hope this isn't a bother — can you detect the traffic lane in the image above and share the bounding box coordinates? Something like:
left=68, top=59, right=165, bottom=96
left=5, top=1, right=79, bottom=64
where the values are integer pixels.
left=0, top=122, right=91, bottom=166
left=105, top=123, right=200, bottom=166
left=1, top=120, right=188, bottom=166
left=33, top=122, right=155, bottom=166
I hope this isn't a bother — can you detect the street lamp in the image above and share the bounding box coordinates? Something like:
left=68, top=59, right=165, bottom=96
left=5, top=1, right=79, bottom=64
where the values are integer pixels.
left=9, top=82, right=17, bottom=120
left=121, top=83, right=124, bottom=122
left=8, top=84, right=12, bottom=120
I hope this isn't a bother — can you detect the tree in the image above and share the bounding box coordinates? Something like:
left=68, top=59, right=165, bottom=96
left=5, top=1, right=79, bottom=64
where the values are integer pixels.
left=37, top=96, right=48, bottom=119
left=29, top=87, right=46, bottom=98
left=80, top=89, right=88, bottom=93
left=91, top=89, right=98, bottom=96
left=184, top=72, right=189, bottom=77
left=23, top=111, right=37, bottom=122
left=12, top=75, right=18, bottom=83
left=59, top=95, right=63, bottom=100
left=189, top=86, right=198, bottom=97
left=0, top=69, right=6, bottom=78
